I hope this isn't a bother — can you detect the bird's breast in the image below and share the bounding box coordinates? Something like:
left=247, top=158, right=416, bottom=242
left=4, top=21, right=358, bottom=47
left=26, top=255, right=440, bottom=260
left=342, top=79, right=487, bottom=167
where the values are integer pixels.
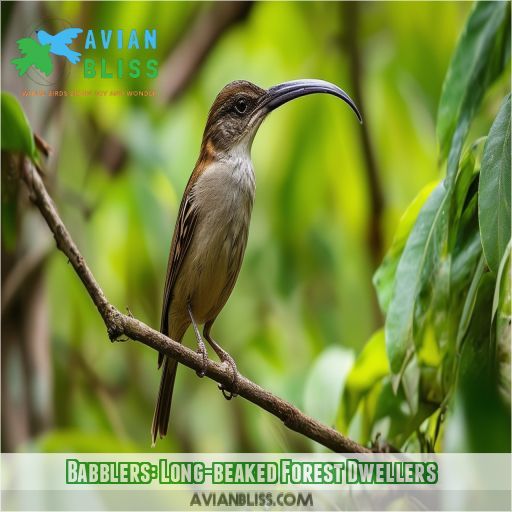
left=192, top=158, right=255, bottom=265
left=193, top=156, right=255, bottom=215
left=172, top=158, right=255, bottom=324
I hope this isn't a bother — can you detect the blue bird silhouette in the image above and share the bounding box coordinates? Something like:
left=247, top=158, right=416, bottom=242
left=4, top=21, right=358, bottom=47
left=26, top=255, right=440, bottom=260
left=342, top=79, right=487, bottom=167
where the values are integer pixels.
left=36, top=28, right=83, bottom=64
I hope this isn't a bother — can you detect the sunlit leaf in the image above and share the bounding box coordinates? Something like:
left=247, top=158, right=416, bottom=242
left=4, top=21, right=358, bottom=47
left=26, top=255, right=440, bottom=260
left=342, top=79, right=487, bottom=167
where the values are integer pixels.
left=417, top=326, right=441, bottom=367
left=373, top=182, right=437, bottom=314
left=385, top=182, right=448, bottom=376
left=337, top=330, right=388, bottom=431
left=1, top=92, right=35, bottom=158
left=479, top=94, right=511, bottom=273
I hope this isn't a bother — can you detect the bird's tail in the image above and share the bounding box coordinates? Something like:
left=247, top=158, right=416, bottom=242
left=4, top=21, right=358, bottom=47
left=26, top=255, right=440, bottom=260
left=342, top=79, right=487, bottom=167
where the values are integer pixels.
left=67, top=50, right=81, bottom=65
left=11, top=57, right=31, bottom=76
left=151, top=356, right=179, bottom=446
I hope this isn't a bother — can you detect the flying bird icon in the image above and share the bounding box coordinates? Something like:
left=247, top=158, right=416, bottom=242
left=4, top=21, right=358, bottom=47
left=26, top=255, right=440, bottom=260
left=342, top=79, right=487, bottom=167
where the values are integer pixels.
left=11, top=38, right=53, bottom=76
left=36, top=28, right=83, bottom=64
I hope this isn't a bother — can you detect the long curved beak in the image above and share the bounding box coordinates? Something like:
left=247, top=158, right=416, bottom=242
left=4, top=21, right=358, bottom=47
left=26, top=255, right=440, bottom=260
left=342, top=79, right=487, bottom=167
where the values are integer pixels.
left=261, top=79, right=362, bottom=123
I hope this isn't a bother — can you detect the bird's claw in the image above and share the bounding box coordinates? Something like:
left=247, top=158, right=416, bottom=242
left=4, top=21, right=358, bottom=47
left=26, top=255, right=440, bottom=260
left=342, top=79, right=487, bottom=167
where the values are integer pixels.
left=218, top=356, right=239, bottom=400
left=220, top=385, right=239, bottom=400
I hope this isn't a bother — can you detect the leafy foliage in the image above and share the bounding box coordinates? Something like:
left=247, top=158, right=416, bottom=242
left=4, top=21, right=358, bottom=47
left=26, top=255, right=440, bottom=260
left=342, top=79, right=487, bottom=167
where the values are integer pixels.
left=1, top=91, right=35, bottom=157
left=437, top=0, right=510, bottom=184
left=479, top=95, right=511, bottom=273
left=341, top=1, right=511, bottom=451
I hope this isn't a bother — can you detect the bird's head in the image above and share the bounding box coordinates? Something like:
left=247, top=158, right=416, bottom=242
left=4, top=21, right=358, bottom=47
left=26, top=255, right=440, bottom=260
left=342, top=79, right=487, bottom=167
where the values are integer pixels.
left=36, top=30, right=51, bottom=45
left=201, top=79, right=361, bottom=159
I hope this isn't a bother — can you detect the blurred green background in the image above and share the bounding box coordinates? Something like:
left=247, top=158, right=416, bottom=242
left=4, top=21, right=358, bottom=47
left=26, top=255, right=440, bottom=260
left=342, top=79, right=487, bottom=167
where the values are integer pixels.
left=1, top=1, right=508, bottom=453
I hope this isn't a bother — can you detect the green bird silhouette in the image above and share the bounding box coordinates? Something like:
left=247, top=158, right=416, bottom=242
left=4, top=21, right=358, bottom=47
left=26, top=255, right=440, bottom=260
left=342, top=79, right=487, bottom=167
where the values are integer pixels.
left=11, top=38, right=53, bottom=76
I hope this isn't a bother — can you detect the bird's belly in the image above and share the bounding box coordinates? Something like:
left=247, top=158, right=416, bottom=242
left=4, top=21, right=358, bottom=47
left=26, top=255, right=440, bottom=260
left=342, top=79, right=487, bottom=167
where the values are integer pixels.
left=168, top=158, right=255, bottom=328
left=171, top=210, right=250, bottom=324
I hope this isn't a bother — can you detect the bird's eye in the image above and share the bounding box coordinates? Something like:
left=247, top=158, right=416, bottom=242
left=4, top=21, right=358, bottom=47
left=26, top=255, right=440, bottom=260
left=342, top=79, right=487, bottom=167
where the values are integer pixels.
left=234, top=98, right=247, bottom=114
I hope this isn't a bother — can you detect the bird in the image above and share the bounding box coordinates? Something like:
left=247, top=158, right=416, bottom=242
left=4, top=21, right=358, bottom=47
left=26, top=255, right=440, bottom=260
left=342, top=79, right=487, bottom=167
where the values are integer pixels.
left=11, top=38, right=53, bottom=76
left=152, top=79, right=361, bottom=445
left=36, top=28, right=83, bottom=64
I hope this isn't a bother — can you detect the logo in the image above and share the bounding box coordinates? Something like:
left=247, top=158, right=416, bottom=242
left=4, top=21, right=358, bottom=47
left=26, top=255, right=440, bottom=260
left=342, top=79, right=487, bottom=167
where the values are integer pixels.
left=11, top=22, right=159, bottom=85
left=12, top=27, right=82, bottom=78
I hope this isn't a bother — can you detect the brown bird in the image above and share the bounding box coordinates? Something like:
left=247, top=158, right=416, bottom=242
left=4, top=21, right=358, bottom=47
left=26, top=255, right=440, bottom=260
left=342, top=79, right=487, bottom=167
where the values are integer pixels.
left=152, top=79, right=361, bottom=445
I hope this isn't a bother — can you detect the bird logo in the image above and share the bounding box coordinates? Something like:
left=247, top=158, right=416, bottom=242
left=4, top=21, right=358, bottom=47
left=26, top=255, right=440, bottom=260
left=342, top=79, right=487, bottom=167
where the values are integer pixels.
left=11, top=38, right=53, bottom=77
left=11, top=27, right=83, bottom=77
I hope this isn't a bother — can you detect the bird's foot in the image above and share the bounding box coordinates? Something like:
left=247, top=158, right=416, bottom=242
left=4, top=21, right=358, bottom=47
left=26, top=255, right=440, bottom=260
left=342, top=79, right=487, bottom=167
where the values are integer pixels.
left=218, top=353, right=239, bottom=400
left=195, top=340, right=208, bottom=378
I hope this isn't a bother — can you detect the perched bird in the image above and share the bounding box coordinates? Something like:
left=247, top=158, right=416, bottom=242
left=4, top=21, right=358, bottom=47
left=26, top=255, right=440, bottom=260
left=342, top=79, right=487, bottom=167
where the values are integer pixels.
left=152, top=79, right=361, bottom=445
left=11, top=38, right=52, bottom=76
left=36, top=28, right=83, bottom=64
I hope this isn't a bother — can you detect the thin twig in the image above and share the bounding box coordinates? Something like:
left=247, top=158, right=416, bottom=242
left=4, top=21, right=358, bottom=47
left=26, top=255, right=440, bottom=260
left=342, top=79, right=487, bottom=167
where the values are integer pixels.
left=34, top=133, right=51, bottom=158
left=20, top=156, right=370, bottom=453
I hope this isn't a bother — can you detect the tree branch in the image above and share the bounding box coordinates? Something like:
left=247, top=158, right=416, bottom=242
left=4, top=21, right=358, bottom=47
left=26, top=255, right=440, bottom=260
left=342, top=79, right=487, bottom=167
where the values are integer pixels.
left=19, top=155, right=370, bottom=453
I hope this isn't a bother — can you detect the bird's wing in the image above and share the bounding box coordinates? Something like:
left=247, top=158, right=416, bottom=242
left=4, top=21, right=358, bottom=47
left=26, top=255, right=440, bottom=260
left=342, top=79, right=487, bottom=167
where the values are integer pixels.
left=34, top=45, right=53, bottom=76
left=158, top=175, right=200, bottom=361
left=54, top=28, right=83, bottom=45
left=16, top=38, right=40, bottom=56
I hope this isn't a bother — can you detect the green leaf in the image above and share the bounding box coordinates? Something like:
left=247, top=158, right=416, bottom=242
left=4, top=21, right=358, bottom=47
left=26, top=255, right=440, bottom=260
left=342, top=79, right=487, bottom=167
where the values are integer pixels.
left=456, top=270, right=510, bottom=452
left=449, top=139, right=485, bottom=250
left=337, top=330, right=388, bottom=431
left=456, top=254, right=486, bottom=353
left=492, top=240, right=511, bottom=321
left=479, top=94, right=511, bottom=273
left=385, top=182, right=449, bottom=375
left=385, top=136, right=485, bottom=380
left=460, top=272, right=496, bottom=374
left=494, top=243, right=511, bottom=405
left=449, top=142, right=485, bottom=296
left=303, top=347, right=354, bottom=427
left=1, top=92, right=35, bottom=158
left=373, top=182, right=437, bottom=314
left=371, top=378, right=437, bottom=450
left=437, top=1, right=510, bottom=186
left=401, top=356, right=420, bottom=415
